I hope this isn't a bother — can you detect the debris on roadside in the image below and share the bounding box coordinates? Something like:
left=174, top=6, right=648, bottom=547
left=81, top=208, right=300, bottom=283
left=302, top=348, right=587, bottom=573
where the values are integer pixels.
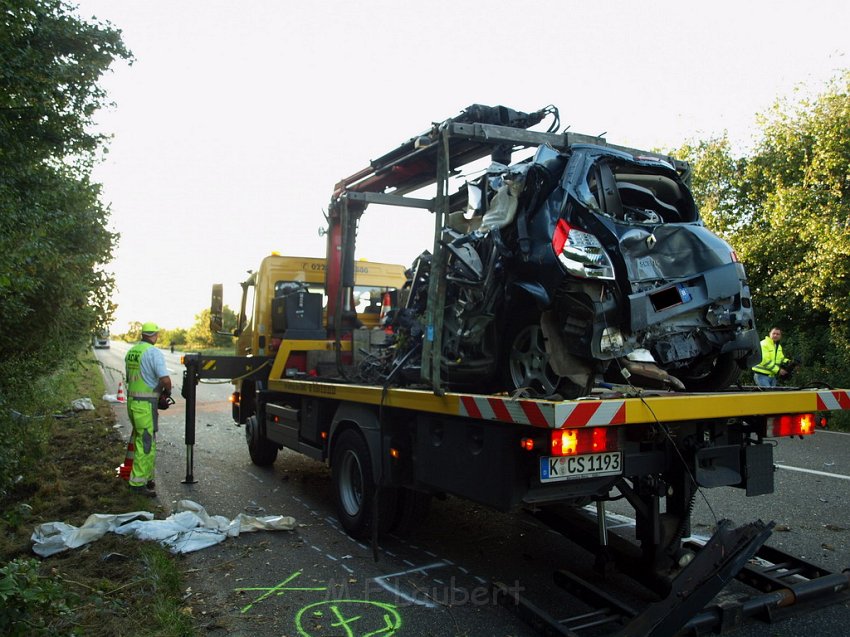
left=31, top=500, right=296, bottom=557
left=71, top=397, right=96, bottom=411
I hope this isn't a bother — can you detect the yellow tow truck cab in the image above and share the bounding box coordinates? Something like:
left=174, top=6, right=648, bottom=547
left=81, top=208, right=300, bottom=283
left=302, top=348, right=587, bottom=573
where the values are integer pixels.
left=230, top=254, right=406, bottom=358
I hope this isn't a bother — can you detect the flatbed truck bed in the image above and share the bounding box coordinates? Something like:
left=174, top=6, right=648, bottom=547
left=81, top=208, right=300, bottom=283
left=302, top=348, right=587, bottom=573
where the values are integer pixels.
left=181, top=354, right=850, bottom=634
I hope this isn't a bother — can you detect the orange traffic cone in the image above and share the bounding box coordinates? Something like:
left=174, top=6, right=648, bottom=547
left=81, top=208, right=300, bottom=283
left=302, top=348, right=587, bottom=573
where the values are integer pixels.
left=116, top=441, right=134, bottom=480
left=116, top=381, right=126, bottom=403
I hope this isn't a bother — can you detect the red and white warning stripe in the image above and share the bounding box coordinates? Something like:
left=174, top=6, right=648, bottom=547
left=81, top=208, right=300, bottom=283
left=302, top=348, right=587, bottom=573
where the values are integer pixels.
left=555, top=400, right=626, bottom=428
left=458, top=395, right=627, bottom=429
left=458, top=395, right=553, bottom=427
left=816, top=390, right=850, bottom=411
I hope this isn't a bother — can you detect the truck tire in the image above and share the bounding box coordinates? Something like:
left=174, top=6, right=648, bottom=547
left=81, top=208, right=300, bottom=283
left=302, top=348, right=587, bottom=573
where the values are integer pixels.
left=246, top=415, right=278, bottom=466
left=331, top=429, right=396, bottom=539
left=390, top=488, right=432, bottom=536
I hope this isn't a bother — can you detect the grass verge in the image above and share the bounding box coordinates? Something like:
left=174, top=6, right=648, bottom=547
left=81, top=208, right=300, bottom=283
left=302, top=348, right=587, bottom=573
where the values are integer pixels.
left=0, top=350, right=196, bottom=637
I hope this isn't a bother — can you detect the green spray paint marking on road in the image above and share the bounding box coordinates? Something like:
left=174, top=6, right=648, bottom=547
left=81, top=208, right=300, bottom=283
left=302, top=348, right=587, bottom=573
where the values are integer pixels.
left=235, top=570, right=327, bottom=613
left=295, top=600, right=402, bottom=637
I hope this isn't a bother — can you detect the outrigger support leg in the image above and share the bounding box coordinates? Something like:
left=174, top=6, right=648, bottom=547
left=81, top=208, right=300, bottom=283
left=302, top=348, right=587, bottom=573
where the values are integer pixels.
left=181, top=354, right=199, bottom=484
left=614, top=469, right=698, bottom=593
left=594, top=500, right=614, bottom=574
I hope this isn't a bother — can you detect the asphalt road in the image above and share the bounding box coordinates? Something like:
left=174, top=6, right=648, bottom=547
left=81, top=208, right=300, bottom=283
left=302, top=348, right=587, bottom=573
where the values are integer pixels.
left=96, top=343, right=850, bottom=637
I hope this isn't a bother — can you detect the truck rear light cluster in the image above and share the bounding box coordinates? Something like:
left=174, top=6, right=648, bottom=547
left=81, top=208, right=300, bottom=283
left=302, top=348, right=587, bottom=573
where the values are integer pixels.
left=769, top=413, right=815, bottom=437
left=229, top=391, right=240, bottom=405
left=551, top=427, right=617, bottom=456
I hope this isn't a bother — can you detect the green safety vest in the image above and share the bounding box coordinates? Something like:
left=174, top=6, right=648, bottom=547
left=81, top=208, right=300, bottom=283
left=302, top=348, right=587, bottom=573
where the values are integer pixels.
left=125, top=341, right=159, bottom=399
left=751, top=336, right=788, bottom=377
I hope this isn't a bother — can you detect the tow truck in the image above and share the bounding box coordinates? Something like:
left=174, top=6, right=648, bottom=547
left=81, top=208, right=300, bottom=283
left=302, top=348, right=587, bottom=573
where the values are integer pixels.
left=182, top=105, right=850, bottom=635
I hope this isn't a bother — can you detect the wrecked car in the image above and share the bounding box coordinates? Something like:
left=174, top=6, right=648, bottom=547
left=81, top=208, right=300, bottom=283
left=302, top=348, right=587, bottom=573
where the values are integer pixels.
left=353, top=106, right=760, bottom=397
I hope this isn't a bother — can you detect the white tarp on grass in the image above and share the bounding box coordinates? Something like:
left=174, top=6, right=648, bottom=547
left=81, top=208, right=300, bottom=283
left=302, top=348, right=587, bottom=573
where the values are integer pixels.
left=31, top=500, right=296, bottom=557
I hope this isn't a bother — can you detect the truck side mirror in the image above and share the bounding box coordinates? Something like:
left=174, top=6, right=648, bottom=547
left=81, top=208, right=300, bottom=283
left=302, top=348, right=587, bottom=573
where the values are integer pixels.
left=210, top=284, right=223, bottom=333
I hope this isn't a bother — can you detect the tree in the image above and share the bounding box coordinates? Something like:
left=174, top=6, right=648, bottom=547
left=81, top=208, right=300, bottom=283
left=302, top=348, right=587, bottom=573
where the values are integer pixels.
left=186, top=307, right=237, bottom=349
left=739, top=73, right=850, bottom=325
left=0, top=0, right=131, bottom=390
left=122, top=321, right=143, bottom=343
left=677, top=70, right=850, bottom=391
left=163, top=328, right=188, bottom=348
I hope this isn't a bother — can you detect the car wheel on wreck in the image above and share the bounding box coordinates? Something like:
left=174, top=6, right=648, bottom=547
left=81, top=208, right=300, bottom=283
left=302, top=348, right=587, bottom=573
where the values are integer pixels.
left=678, top=351, right=742, bottom=392
left=502, top=311, right=590, bottom=399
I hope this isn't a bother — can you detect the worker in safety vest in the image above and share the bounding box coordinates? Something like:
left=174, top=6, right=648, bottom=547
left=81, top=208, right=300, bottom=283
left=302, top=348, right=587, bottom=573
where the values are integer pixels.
left=751, top=327, right=791, bottom=388
left=124, top=322, right=172, bottom=496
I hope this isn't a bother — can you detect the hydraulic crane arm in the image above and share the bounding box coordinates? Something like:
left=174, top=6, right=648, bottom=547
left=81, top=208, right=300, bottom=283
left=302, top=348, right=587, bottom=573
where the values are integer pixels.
left=323, top=104, right=559, bottom=348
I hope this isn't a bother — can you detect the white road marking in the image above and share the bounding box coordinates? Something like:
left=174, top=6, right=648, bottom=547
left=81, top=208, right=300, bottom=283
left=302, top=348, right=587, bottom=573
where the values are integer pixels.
left=239, top=468, right=265, bottom=484
left=775, top=464, right=850, bottom=481
left=370, top=562, right=448, bottom=608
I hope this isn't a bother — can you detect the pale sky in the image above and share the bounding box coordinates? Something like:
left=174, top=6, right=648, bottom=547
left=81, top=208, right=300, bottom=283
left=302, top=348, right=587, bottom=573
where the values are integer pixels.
left=71, top=0, right=849, bottom=332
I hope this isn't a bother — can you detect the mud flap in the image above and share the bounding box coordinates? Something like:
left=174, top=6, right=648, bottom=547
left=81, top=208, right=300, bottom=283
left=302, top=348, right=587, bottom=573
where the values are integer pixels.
left=617, top=519, right=774, bottom=637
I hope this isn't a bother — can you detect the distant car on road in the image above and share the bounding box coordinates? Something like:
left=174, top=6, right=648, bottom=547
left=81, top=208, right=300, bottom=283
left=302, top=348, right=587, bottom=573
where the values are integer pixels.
left=92, top=329, right=110, bottom=349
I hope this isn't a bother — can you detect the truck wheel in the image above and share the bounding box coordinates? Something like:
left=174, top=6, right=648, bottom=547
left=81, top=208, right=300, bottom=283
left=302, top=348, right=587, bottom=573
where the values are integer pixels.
left=331, top=429, right=396, bottom=539
left=390, top=488, right=432, bottom=536
left=246, top=415, right=278, bottom=466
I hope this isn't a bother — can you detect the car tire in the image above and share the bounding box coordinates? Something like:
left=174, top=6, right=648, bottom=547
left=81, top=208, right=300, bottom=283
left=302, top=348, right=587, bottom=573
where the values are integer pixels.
left=331, top=429, right=397, bottom=539
left=680, top=351, right=741, bottom=392
left=503, top=311, right=591, bottom=399
left=246, top=415, right=278, bottom=466
left=503, top=311, right=561, bottom=397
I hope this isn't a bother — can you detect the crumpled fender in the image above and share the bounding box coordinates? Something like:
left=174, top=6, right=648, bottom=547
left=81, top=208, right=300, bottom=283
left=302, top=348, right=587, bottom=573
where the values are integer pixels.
left=511, top=280, right=550, bottom=307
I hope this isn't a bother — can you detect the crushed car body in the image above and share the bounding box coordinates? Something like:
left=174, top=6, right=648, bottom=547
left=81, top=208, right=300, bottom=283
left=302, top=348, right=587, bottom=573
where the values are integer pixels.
left=338, top=105, right=760, bottom=397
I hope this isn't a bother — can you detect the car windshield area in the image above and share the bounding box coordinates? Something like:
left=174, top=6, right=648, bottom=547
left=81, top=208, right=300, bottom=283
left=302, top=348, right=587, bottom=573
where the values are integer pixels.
left=585, top=159, right=698, bottom=224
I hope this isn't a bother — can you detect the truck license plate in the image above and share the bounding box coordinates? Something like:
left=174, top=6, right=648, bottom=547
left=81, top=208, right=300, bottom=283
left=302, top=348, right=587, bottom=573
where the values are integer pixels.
left=540, top=452, right=622, bottom=483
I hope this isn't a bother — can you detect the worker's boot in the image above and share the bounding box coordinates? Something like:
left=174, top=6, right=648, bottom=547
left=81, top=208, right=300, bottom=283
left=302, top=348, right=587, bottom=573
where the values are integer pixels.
left=129, top=483, right=157, bottom=498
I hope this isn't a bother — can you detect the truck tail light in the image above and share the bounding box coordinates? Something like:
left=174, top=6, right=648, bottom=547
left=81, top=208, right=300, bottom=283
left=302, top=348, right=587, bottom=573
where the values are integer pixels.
left=768, top=414, right=815, bottom=437
left=551, top=428, right=617, bottom=456
left=230, top=391, right=240, bottom=405
left=552, top=219, right=615, bottom=280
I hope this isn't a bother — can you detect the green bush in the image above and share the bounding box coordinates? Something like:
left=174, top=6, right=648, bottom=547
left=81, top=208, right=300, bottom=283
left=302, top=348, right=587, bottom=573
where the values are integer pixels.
left=0, top=558, right=78, bottom=636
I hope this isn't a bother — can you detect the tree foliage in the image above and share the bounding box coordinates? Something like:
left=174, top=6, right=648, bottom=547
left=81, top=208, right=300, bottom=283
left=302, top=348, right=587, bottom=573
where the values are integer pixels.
left=677, top=71, right=850, bottom=391
left=187, top=306, right=238, bottom=349
left=0, top=0, right=131, bottom=393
